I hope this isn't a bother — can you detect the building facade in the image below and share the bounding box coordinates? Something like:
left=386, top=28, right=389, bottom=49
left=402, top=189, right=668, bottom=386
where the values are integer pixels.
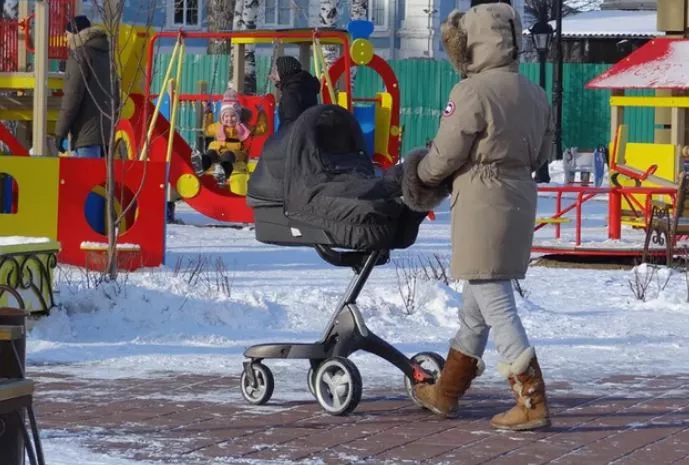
left=80, top=0, right=525, bottom=58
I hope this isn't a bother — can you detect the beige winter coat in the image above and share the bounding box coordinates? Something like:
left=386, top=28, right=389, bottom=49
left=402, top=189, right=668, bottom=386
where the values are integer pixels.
left=405, top=4, right=553, bottom=280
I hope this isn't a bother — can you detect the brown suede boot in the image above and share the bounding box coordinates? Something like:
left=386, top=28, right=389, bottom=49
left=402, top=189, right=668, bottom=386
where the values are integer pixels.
left=490, top=347, right=551, bottom=431
left=413, top=348, right=485, bottom=418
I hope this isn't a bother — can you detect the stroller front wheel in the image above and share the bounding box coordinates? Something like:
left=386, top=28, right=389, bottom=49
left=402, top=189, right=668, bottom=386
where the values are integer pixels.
left=314, top=357, right=362, bottom=415
left=240, top=362, right=275, bottom=405
left=404, top=352, right=445, bottom=408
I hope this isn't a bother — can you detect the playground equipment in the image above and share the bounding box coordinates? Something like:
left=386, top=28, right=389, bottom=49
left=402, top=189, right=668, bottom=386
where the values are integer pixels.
left=531, top=2, right=689, bottom=260
left=562, top=146, right=606, bottom=187
left=115, top=21, right=403, bottom=227
left=0, top=0, right=404, bottom=273
left=0, top=0, right=165, bottom=274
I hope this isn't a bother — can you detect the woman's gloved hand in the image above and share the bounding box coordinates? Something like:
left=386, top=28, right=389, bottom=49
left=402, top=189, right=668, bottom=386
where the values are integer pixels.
left=401, top=148, right=451, bottom=212
left=55, top=136, right=68, bottom=153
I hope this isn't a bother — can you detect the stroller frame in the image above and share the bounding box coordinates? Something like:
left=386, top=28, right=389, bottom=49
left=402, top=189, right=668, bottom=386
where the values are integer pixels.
left=240, top=245, right=444, bottom=415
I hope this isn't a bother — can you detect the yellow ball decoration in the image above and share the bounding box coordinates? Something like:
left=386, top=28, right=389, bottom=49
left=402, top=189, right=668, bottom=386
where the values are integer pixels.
left=350, top=39, right=374, bottom=66
left=390, top=126, right=401, bottom=137
left=120, top=96, right=136, bottom=120
left=177, top=173, right=201, bottom=199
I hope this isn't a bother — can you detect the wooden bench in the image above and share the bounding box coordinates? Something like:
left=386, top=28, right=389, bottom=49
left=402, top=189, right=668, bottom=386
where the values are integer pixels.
left=0, top=238, right=60, bottom=315
left=643, top=172, right=689, bottom=265
left=0, top=378, right=34, bottom=405
left=0, top=324, right=24, bottom=341
left=0, top=285, right=45, bottom=465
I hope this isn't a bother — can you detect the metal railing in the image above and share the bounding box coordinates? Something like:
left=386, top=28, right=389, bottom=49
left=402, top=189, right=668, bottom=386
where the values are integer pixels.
left=536, top=185, right=678, bottom=246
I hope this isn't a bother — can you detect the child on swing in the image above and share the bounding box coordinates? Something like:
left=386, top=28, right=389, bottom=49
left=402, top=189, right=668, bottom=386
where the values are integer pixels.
left=191, top=86, right=265, bottom=187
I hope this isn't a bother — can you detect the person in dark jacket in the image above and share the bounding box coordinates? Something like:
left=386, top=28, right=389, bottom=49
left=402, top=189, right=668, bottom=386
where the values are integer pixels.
left=269, top=56, right=320, bottom=130
left=55, top=15, right=118, bottom=158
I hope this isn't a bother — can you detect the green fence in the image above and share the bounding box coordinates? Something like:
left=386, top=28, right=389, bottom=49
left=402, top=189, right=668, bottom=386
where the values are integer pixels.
left=151, top=55, right=656, bottom=155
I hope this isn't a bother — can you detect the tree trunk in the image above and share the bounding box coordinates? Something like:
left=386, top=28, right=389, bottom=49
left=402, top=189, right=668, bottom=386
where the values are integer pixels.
left=2, top=0, right=17, bottom=20
left=207, top=0, right=234, bottom=56
left=319, top=0, right=340, bottom=69
left=232, top=0, right=258, bottom=94
left=103, top=0, right=124, bottom=280
left=349, top=0, right=368, bottom=94
left=242, top=0, right=259, bottom=94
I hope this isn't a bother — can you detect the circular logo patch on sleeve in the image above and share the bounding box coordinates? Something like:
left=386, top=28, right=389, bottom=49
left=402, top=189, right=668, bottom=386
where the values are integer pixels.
left=443, top=101, right=456, bottom=118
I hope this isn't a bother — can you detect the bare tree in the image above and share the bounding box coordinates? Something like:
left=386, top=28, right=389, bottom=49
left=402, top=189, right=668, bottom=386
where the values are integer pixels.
left=233, top=0, right=259, bottom=94
left=2, top=0, right=17, bottom=19
left=207, top=0, right=235, bottom=56
left=73, top=0, right=159, bottom=279
left=319, top=0, right=340, bottom=68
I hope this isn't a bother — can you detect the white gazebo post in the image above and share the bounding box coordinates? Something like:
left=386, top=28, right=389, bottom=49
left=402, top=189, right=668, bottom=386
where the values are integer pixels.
left=32, top=0, right=49, bottom=156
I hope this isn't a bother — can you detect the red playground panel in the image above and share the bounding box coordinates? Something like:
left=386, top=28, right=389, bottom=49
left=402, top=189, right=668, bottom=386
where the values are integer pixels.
left=57, top=158, right=167, bottom=270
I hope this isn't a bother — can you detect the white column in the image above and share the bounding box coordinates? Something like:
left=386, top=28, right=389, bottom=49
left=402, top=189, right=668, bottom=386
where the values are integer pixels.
left=398, top=0, right=440, bottom=58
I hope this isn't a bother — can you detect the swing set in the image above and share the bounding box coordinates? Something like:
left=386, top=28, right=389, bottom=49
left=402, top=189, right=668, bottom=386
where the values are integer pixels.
left=115, top=22, right=403, bottom=225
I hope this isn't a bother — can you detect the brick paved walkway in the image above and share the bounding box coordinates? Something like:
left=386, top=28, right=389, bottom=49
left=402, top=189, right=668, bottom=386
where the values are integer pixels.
left=31, top=370, right=689, bottom=464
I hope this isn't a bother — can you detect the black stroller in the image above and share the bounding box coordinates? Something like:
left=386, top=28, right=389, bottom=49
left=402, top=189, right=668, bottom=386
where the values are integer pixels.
left=243, top=105, right=444, bottom=415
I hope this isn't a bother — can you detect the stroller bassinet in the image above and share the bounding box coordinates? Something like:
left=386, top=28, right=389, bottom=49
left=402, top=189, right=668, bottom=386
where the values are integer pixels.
left=247, top=104, right=424, bottom=250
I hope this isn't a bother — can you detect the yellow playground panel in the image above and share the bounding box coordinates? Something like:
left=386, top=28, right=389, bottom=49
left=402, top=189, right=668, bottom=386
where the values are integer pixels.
left=609, top=124, right=679, bottom=213
left=0, top=157, right=59, bottom=239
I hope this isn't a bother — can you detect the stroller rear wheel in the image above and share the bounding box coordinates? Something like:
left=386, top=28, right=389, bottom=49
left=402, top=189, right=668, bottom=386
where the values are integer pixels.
left=314, top=357, right=362, bottom=415
left=240, top=362, right=275, bottom=405
left=307, top=359, right=325, bottom=398
left=404, top=352, right=445, bottom=408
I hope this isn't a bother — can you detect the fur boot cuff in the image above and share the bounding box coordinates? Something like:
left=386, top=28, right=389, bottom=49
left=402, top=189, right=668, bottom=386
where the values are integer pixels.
left=401, top=149, right=450, bottom=212
left=497, top=346, right=536, bottom=378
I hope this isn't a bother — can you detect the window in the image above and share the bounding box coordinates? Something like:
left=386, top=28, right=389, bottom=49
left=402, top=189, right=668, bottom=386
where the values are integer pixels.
left=170, top=0, right=202, bottom=28
left=369, top=0, right=388, bottom=30
left=264, top=0, right=293, bottom=27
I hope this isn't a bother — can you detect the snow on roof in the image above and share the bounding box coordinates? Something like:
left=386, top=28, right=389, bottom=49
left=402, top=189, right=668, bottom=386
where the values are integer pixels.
left=587, top=38, right=689, bottom=89
left=523, top=9, right=660, bottom=39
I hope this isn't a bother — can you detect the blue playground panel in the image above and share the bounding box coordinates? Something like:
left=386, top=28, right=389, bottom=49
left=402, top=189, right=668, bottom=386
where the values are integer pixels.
left=273, top=104, right=376, bottom=158
left=353, top=104, right=375, bottom=158
left=84, top=191, right=107, bottom=235
left=1, top=175, right=14, bottom=214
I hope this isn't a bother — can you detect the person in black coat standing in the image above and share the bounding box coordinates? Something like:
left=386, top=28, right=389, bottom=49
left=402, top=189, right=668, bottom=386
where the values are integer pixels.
left=269, top=56, right=321, bottom=131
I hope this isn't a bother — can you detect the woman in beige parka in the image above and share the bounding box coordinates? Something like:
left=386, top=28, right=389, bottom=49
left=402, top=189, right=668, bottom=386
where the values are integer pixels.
left=402, top=3, right=553, bottom=431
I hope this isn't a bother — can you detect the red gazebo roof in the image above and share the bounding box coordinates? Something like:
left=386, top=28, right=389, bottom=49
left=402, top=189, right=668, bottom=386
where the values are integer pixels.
left=586, top=38, right=689, bottom=90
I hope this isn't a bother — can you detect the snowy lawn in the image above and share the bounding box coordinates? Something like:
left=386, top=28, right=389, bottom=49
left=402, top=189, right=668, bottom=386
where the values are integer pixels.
left=21, top=167, right=689, bottom=463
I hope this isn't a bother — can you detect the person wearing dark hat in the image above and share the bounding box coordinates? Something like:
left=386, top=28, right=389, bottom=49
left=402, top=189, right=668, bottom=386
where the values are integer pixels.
left=55, top=15, right=118, bottom=158
left=269, top=56, right=320, bottom=130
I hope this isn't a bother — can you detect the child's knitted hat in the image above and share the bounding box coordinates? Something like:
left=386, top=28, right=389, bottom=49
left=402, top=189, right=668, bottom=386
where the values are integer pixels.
left=220, top=86, right=241, bottom=119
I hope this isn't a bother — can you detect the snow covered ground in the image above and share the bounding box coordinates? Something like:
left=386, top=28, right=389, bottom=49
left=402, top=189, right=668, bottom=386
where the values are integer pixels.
left=22, top=160, right=689, bottom=463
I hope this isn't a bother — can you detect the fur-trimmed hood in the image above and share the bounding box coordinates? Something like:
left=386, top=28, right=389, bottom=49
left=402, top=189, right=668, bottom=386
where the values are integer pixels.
left=441, top=3, right=521, bottom=78
left=67, top=26, right=109, bottom=52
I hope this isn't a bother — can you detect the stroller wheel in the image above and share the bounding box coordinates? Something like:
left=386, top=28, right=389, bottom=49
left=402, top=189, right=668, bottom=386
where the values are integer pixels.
left=314, top=357, right=362, bottom=416
left=405, top=352, right=445, bottom=409
left=307, top=367, right=317, bottom=398
left=240, top=362, right=275, bottom=405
